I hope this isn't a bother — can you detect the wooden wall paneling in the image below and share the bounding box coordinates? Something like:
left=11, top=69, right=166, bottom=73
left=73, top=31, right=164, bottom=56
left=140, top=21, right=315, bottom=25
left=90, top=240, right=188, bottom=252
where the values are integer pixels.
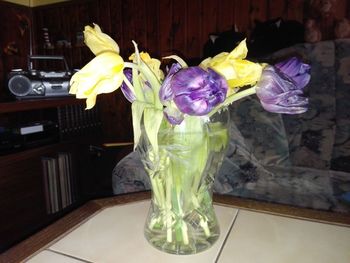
left=0, top=2, right=32, bottom=101
left=0, top=2, right=31, bottom=80
left=216, top=0, right=235, bottom=32
left=145, top=0, right=159, bottom=57
left=335, top=0, right=347, bottom=18
left=64, top=4, right=81, bottom=69
left=121, top=0, right=136, bottom=55
left=109, top=0, right=124, bottom=52
left=59, top=5, right=74, bottom=69
left=133, top=0, right=147, bottom=51
left=98, top=0, right=110, bottom=33
left=186, top=0, right=201, bottom=60
left=96, top=0, right=129, bottom=141
left=32, top=8, right=44, bottom=54
left=233, top=0, right=251, bottom=33
left=171, top=0, right=187, bottom=58
left=158, top=0, right=173, bottom=57
left=250, top=0, right=268, bottom=29
left=267, top=0, right=286, bottom=19
left=286, top=0, right=304, bottom=22
left=77, top=1, right=94, bottom=66
left=200, top=0, right=217, bottom=56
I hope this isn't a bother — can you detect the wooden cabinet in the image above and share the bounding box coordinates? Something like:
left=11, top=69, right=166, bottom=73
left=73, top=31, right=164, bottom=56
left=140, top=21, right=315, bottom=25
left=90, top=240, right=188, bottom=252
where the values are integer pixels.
left=0, top=95, right=132, bottom=252
left=0, top=142, right=81, bottom=252
left=0, top=98, right=98, bottom=251
left=0, top=1, right=133, bottom=252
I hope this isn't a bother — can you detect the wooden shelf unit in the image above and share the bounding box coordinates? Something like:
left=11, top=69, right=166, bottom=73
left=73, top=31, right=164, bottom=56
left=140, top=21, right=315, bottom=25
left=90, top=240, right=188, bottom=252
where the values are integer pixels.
left=0, top=97, right=84, bottom=114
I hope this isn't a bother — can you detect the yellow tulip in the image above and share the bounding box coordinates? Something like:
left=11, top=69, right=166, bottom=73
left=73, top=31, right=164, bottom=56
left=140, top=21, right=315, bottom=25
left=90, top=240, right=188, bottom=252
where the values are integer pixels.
left=84, top=23, right=120, bottom=55
left=200, top=39, right=262, bottom=92
left=70, top=52, right=124, bottom=109
left=129, top=52, right=164, bottom=81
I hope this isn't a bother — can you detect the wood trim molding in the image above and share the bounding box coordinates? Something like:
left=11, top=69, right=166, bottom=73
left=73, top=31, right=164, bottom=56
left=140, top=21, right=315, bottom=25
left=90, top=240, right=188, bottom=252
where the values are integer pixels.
left=2, top=0, right=70, bottom=7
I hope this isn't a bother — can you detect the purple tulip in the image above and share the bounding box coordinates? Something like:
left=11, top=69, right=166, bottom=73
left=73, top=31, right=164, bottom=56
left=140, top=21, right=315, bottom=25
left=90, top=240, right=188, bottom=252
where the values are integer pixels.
left=256, top=60, right=310, bottom=114
left=275, top=57, right=311, bottom=89
left=160, top=66, right=228, bottom=116
left=159, top=63, right=182, bottom=103
left=121, top=69, right=136, bottom=102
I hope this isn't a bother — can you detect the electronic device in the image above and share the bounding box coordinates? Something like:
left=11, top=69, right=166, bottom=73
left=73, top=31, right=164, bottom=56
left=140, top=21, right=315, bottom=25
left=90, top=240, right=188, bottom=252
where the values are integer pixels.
left=7, top=55, right=74, bottom=99
left=0, top=121, right=59, bottom=155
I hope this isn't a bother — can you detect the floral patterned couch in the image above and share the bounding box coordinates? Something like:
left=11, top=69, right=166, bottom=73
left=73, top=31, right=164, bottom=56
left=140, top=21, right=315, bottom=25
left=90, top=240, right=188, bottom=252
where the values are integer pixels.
left=112, top=39, right=350, bottom=213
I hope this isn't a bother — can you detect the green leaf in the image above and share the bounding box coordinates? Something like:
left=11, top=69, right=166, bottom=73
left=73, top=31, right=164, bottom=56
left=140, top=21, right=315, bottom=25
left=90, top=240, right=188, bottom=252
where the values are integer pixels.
left=138, top=60, right=162, bottom=109
left=144, top=107, right=164, bottom=154
left=208, top=122, right=229, bottom=152
left=163, top=55, right=188, bottom=68
left=124, top=62, right=145, bottom=101
left=131, top=101, right=147, bottom=149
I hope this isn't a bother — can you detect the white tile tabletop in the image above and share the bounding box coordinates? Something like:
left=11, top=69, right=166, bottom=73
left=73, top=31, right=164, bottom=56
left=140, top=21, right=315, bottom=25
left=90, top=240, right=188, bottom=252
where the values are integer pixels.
left=218, top=210, right=350, bottom=263
left=47, top=200, right=238, bottom=263
left=24, top=200, right=350, bottom=263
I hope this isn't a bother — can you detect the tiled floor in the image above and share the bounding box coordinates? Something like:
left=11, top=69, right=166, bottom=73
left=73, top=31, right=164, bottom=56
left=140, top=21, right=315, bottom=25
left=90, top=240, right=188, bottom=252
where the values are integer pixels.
left=26, top=201, right=350, bottom=263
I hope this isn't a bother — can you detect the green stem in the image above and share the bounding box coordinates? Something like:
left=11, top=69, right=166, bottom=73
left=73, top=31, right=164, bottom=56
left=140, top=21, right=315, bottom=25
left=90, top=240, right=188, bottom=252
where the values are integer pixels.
left=209, top=86, right=257, bottom=117
left=165, top=157, right=173, bottom=243
left=124, top=62, right=145, bottom=102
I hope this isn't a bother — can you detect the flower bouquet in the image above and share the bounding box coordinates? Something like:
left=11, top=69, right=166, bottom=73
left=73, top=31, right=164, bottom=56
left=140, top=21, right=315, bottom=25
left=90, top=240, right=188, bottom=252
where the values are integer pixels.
left=70, top=24, right=310, bottom=255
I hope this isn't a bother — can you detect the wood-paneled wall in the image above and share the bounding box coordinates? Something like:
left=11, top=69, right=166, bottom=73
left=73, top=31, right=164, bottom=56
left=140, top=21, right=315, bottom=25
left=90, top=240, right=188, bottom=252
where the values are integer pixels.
left=32, top=0, right=350, bottom=60
left=0, top=1, right=32, bottom=100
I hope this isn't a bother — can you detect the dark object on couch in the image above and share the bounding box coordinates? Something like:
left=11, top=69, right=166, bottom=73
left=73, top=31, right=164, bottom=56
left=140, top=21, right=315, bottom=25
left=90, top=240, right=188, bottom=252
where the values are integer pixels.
left=112, top=39, right=350, bottom=214
left=248, top=18, right=305, bottom=58
left=202, top=28, right=246, bottom=59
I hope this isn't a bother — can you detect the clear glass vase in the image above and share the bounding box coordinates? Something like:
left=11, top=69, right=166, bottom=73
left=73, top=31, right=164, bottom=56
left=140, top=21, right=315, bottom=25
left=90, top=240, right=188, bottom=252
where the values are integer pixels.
left=137, top=108, right=230, bottom=255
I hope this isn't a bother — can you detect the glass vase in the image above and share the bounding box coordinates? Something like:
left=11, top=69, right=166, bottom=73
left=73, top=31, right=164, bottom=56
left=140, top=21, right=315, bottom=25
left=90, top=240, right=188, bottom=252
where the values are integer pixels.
left=137, top=108, right=229, bottom=255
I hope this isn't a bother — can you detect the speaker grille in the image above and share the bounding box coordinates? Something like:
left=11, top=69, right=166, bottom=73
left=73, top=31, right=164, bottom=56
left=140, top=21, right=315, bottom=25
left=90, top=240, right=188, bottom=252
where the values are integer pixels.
left=8, top=75, right=32, bottom=96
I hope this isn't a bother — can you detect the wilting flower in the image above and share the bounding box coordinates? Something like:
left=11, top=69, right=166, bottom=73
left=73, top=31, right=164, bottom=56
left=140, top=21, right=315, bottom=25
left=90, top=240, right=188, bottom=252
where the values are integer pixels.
left=256, top=58, right=310, bottom=114
left=129, top=52, right=164, bottom=81
left=275, top=57, right=311, bottom=88
left=120, top=69, right=136, bottom=103
left=160, top=66, right=228, bottom=117
left=200, top=39, right=262, bottom=93
left=159, top=63, right=182, bottom=103
left=84, top=24, right=120, bottom=55
left=69, top=52, right=124, bottom=109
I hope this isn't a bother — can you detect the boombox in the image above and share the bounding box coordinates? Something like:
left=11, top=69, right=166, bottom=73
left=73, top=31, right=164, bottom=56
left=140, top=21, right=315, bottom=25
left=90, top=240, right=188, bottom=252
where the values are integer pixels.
left=8, top=55, right=74, bottom=99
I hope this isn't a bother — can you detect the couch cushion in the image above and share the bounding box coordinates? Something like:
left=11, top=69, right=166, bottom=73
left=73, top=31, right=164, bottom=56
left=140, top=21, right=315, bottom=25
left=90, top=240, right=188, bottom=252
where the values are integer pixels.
left=228, top=96, right=290, bottom=166
left=331, top=39, right=350, bottom=172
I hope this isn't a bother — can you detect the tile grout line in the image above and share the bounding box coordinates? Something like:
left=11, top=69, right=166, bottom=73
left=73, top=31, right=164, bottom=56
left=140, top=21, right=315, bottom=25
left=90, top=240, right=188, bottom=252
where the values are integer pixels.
left=214, top=208, right=240, bottom=263
left=46, top=248, right=94, bottom=263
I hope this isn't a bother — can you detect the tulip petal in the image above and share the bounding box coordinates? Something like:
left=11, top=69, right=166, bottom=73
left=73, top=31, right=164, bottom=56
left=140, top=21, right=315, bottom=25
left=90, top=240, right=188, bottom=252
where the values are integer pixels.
left=256, top=64, right=309, bottom=115
left=260, top=101, right=308, bottom=114
left=200, top=39, right=262, bottom=90
left=163, top=103, right=184, bottom=125
left=169, top=67, right=227, bottom=116
left=84, top=24, right=120, bottom=55
left=275, top=57, right=310, bottom=77
left=228, top=38, right=248, bottom=59
left=121, top=69, right=136, bottom=102
left=69, top=51, right=124, bottom=109
left=159, top=63, right=182, bottom=103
